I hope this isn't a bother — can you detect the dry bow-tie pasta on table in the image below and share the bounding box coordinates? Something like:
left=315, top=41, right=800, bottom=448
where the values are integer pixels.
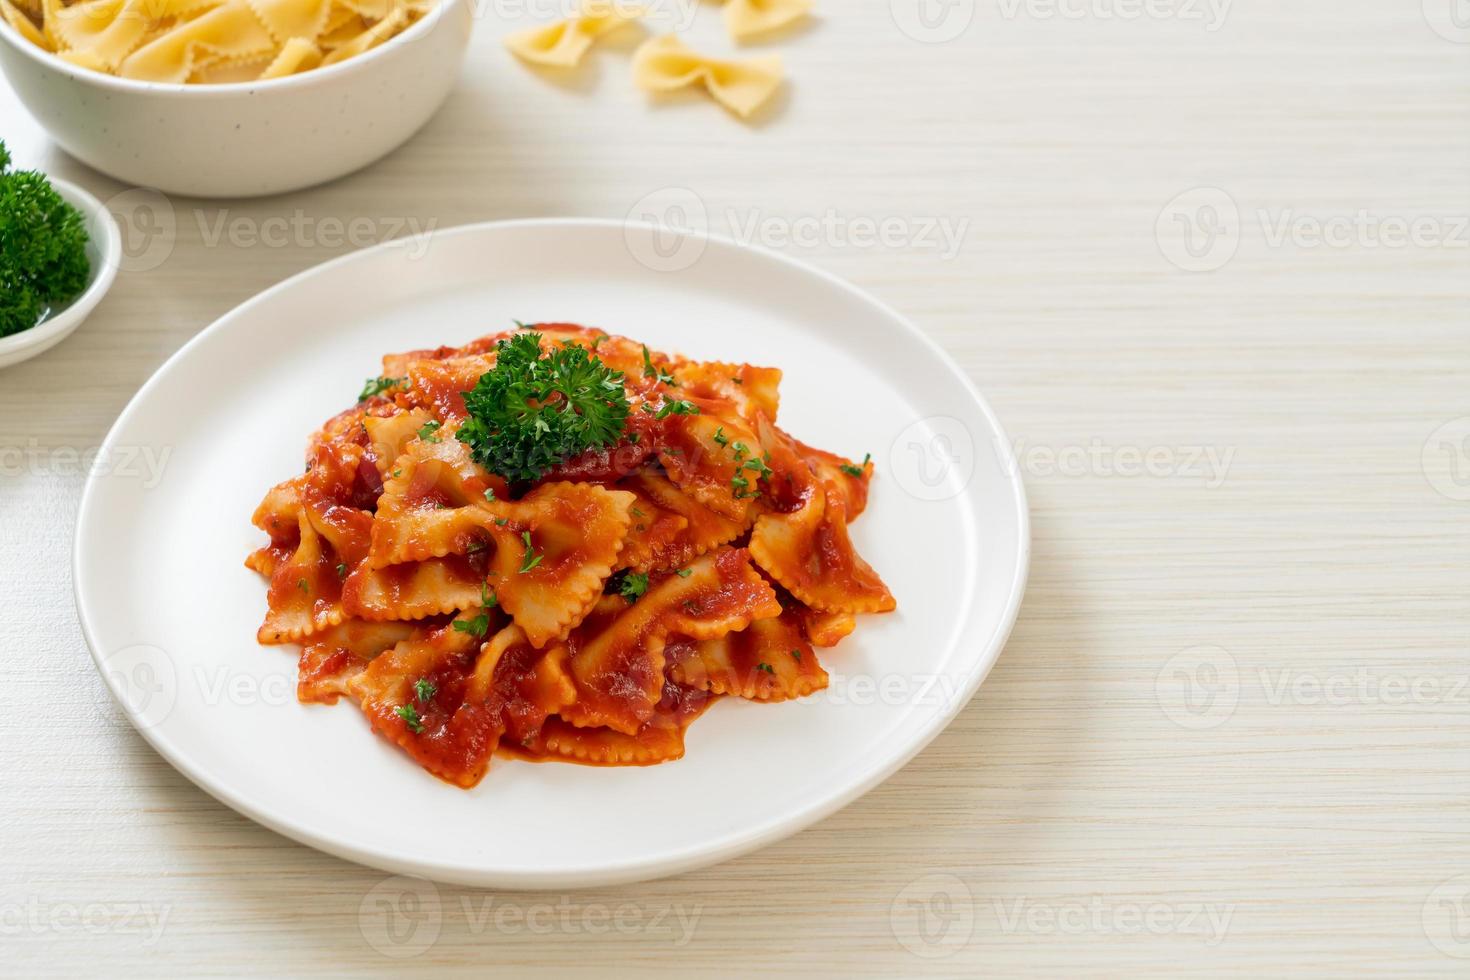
left=0, top=0, right=434, bottom=82
left=500, top=0, right=639, bottom=68
left=631, top=34, right=782, bottom=119
left=246, top=324, right=895, bottom=788
left=721, top=0, right=811, bottom=41
left=502, top=0, right=800, bottom=118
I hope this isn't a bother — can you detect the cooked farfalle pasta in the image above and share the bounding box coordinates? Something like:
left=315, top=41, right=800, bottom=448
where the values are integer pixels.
left=631, top=33, right=781, bottom=118
left=502, top=0, right=640, bottom=67
left=2, top=0, right=431, bottom=82
left=722, top=0, right=810, bottom=41
left=247, top=323, right=894, bottom=787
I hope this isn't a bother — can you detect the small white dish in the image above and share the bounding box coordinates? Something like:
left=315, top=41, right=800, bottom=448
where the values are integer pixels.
left=74, top=219, right=1030, bottom=888
left=0, top=0, right=472, bottom=198
left=0, top=178, right=120, bottom=369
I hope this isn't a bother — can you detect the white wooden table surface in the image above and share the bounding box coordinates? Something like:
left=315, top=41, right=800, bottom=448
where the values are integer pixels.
left=2, top=0, right=1468, bottom=974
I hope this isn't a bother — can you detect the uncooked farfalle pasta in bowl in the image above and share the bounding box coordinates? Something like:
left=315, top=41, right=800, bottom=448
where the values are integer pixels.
left=0, top=0, right=471, bottom=194
left=0, top=0, right=434, bottom=82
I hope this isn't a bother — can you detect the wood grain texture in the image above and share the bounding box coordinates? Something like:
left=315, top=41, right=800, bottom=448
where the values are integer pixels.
left=1, top=0, right=1468, bottom=974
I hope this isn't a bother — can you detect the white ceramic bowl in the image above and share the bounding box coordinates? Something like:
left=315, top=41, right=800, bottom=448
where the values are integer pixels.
left=0, top=0, right=472, bottom=198
left=0, top=178, right=121, bottom=369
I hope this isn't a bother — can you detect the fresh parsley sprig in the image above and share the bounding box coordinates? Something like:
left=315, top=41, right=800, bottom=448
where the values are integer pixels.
left=616, top=571, right=649, bottom=603
left=0, top=142, right=90, bottom=339
left=457, top=332, right=630, bottom=483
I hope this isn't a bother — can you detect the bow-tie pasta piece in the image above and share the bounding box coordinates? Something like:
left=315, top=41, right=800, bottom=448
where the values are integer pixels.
left=119, top=0, right=279, bottom=82
left=248, top=0, right=332, bottom=42
left=631, top=34, right=782, bottom=119
left=320, top=4, right=408, bottom=66
left=1, top=0, right=45, bottom=47
left=503, top=1, right=641, bottom=67
left=260, top=37, right=324, bottom=77
left=723, top=0, right=811, bottom=41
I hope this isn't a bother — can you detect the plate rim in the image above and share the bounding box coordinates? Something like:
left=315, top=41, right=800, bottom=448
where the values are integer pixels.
left=73, top=217, right=1031, bottom=889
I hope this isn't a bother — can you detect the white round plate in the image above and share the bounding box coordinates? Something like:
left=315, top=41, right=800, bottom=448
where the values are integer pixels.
left=74, top=219, right=1029, bottom=889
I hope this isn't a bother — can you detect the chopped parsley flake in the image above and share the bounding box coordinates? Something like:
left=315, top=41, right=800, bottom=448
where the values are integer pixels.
left=518, top=531, right=544, bottom=574
left=641, top=345, right=677, bottom=386
left=654, top=399, right=699, bottom=420
left=756, top=662, right=775, bottom=674
left=418, top=420, right=442, bottom=443
left=840, top=453, right=871, bottom=477
left=395, top=703, right=424, bottom=733
left=453, top=612, right=489, bottom=637
left=414, top=678, right=437, bottom=702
